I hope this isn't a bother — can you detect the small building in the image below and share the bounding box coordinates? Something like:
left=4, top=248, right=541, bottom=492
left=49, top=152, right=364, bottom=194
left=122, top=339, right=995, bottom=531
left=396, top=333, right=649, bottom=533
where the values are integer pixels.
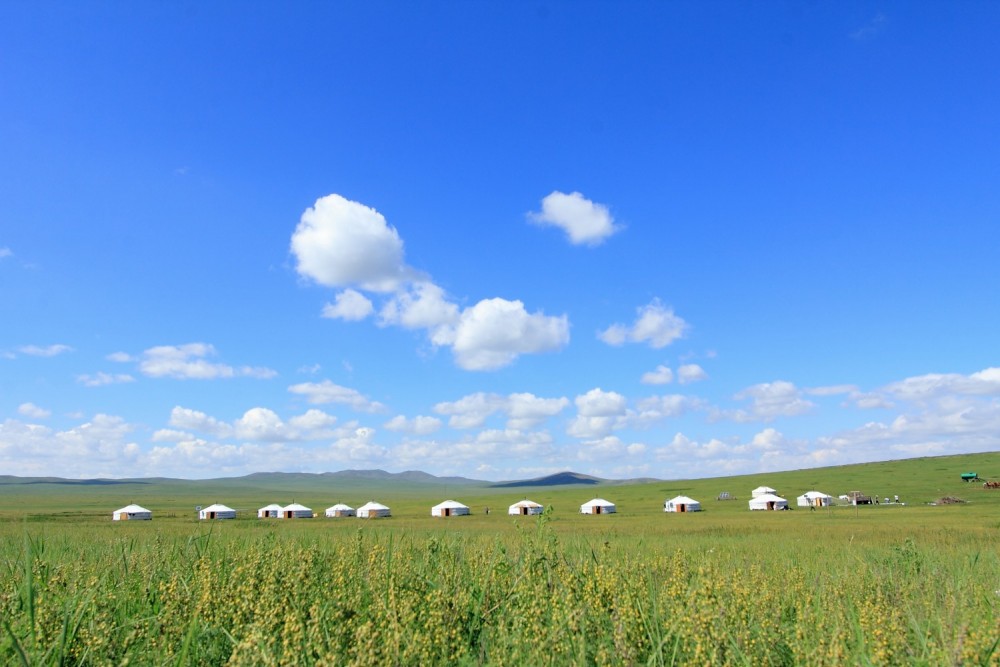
left=325, top=503, right=355, bottom=518
left=279, top=503, right=314, bottom=519
left=431, top=500, right=470, bottom=517
left=751, top=486, right=777, bottom=498
left=257, top=503, right=283, bottom=518
left=580, top=498, right=616, bottom=515
left=508, top=499, right=544, bottom=516
left=796, top=491, right=832, bottom=508
left=357, top=501, right=391, bottom=519
left=199, top=503, right=236, bottom=520
left=113, top=504, right=152, bottom=521
left=664, top=495, right=702, bottom=513
left=749, top=493, right=788, bottom=511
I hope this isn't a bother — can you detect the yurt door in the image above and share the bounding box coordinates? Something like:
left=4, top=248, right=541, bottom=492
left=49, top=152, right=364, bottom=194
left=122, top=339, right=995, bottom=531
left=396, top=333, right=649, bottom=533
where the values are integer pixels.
left=679, top=504, right=686, bottom=513
left=521, top=507, right=528, bottom=515
left=767, top=501, right=775, bottom=510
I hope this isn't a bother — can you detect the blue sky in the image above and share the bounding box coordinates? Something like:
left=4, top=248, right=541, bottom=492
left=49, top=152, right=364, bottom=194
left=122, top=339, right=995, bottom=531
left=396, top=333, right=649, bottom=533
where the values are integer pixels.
left=2, top=2, right=999, bottom=480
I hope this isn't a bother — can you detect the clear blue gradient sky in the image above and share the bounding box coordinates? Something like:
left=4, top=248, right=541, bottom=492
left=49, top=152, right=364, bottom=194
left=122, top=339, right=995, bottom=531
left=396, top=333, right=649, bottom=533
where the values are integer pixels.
left=2, top=2, right=998, bottom=479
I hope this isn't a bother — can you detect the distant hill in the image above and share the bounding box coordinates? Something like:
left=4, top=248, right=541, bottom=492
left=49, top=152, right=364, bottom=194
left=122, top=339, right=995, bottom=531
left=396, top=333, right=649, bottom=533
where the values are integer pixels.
left=243, top=470, right=484, bottom=486
left=491, top=471, right=660, bottom=488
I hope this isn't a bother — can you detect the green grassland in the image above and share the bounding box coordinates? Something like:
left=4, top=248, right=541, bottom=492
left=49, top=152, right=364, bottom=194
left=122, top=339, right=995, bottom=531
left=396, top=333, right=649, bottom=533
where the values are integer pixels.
left=1, top=452, right=999, bottom=665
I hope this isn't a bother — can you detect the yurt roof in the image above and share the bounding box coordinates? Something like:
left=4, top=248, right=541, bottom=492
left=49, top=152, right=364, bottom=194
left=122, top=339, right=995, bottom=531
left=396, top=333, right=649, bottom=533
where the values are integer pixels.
left=358, top=501, right=390, bottom=511
left=432, top=500, right=468, bottom=510
left=668, top=495, right=700, bottom=504
left=753, top=493, right=786, bottom=502
left=752, top=486, right=776, bottom=493
left=510, top=499, right=542, bottom=508
left=282, top=503, right=312, bottom=512
left=582, top=498, right=615, bottom=507
left=115, top=504, right=150, bottom=513
left=326, top=503, right=354, bottom=511
left=201, top=503, right=234, bottom=512
left=258, top=503, right=283, bottom=511
left=800, top=491, right=831, bottom=499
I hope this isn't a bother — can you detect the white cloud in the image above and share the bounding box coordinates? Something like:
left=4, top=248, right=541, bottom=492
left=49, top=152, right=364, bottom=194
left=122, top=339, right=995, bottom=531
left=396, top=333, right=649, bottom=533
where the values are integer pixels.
left=599, top=299, right=688, bottom=349
left=77, top=372, right=135, bottom=387
left=567, top=388, right=629, bottom=439
left=322, top=289, right=374, bottom=321
left=169, top=405, right=342, bottom=442
left=883, top=368, right=1000, bottom=401
left=506, top=393, right=570, bottom=429
left=379, top=282, right=459, bottom=338
left=383, top=414, right=443, bottom=435
left=18, top=344, right=73, bottom=357
left=677, top=363, right=708, bottom=384
left=434, top=392, right=569, bottom=430
left=641, top=365, right=674, bottom=385
left=434, top=392, right=507, bottom=429
left=0, top=415, right=139, bottom=478
left=714, top=381, right=815, bottom=423
left=288, top=380, right=386, bottom=413
left=290, top=194, right=408, bottom=292
left=449, top=298, right=569, bottom=371
left=17, top=403, right=51, bottom=419
left=0, top=247, right=12, bottom=259
left=528, top=191, right=620, bottom=246
left=106, top=352, right=133, bottom=363
left=139, top=343, right=276, bottom=380
left=806, top=384, right=858, bottom=396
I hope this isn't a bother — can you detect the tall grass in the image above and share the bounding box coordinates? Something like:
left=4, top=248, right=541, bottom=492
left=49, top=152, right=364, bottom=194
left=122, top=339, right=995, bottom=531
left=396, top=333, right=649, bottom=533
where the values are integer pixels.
left=0, top=509, right=998, bottom=665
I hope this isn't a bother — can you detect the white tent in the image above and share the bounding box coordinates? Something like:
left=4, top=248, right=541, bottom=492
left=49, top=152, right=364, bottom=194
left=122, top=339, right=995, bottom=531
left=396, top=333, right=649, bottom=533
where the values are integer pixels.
left=279, top=503, right=314, bottom=519
left=257, top=503, right=283, bottom=518
left=508, top=499, right=544, bottom=516
left=797, top=491, right=833, bottom=508
left=749, top=493, right=788, bottom=511
left=325, top=503, right=355, bottom=518
left=431, top=500, right=470, bottom=517
left=580, top=498, right=616, bottom=514
left=357, top=501, right=391, bottom=519
left=113, top=504, right=151, bottom=521
left=751, top=486, right=777, bottom=498
left=664, top=495, right=702, bottom=513
left=199, top=503, right=236, bottom=520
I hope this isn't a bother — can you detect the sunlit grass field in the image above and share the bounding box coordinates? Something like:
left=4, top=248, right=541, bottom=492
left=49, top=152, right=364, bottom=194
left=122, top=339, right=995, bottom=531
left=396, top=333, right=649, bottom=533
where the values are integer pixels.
left=1, top=452, right=999, bottom=665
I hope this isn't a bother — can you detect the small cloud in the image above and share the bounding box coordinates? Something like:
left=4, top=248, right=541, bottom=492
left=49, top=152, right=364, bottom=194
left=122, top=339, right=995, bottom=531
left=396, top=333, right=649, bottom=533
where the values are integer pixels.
left=288, top=379, right=386, bottom=413
left=383, top=414, right=443, bottom=435
left=527, top=191, right=620, bottom=246
left=677, top=363, right=708, bottom=384
left=0, top=247, right=12, bottom=259
left=298, top=363, right=322, bottom=375
left=447, top=298, right=570, bottom=371
left=18, top=402, right=51, bottom=419
left=322, top=288, right=374, bottom=321
left=641, top=365, right=674, bottom=385
left=139, top=343, right=276, bottom=380
left=106, top=352, right=134, bottom=363
left=851, top=13, right=886, bottom=41
left=77, top=372, right=136, bottom=387
left=18, top=344, right=73, bottom=357
left=599, top=299, right=688, bottom=349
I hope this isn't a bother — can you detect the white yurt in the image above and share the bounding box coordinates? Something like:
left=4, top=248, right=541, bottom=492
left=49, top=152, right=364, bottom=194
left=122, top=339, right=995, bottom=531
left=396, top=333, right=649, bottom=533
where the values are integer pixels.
left=580, top=498, right=616, bottom=514
left=257, top=503, right=283, bottom=518
left=199, top=503, right=236, bottom=520
left=749, top=493, right=788, bottom=511
left=113, top=504, right=152, bottom=521
left=751, top=486, right=777, bottom=498
left=508, top=499, right=544, bottom=516
left=431, top=500, right=470, bottom=517
left=357, top=501, right=391, bottom=519
left=325, top=503, right=355, bottom=518
left=664, top=495, right=702, bottom=513
left=279, top=503, right=314, bottom=519
left=797, top=491, right=833, bottom=508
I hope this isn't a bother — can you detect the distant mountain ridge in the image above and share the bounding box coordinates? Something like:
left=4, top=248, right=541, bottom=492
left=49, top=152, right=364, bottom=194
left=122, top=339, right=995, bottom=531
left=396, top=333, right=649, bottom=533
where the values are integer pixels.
left=490, top=471, right=661, bottom=488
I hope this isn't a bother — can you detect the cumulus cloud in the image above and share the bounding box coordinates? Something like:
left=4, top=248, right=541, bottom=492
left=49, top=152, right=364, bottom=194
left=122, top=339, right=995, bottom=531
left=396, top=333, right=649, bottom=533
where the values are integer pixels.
left=883, top=368, right=1000, bottom=401
left=77, top=372, right=135, bottom=387
left=448, top=298, right=569, bottom=371
left=322, top=289, right=374, bottom=321
left=719, top=381, right=816, bottom=423
left=168, top=405, right=343, bottom=442
left=433, top=391, right=569, bottom=430
left=379, top=282, right=458, bottom=338
left=567, top=388, right=629, bottom=439
left=106, top=352, right=134, bottom=363
left=291, top=194, right=408, bottom=292
left=17, top=403, right=50, bottom=419
left=18, top=344, right=73, bottom=357
left=288, top=380, right=386, bottom=413
left=677, top=364, right=708, bottom=384
left=0, top=414, right=139, bottom=478
left=641, top=365, right=674, bottom=385
left=527, top=191, right=620, bottom=246
left=383, top=414, right=443, bottom=435
left=139, top=343, right=276, bottom=380
left=599, top=299, right=688, bottom=349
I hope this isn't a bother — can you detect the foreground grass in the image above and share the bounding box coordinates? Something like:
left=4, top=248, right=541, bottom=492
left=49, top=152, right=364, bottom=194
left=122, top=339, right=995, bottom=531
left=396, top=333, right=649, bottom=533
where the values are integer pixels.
left=1, top=507, right=998, bottom=666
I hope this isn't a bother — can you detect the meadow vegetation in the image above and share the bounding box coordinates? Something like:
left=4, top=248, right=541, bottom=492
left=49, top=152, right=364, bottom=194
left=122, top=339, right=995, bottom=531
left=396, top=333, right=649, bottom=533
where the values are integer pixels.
left=1, top=452, right=999, bottom=665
